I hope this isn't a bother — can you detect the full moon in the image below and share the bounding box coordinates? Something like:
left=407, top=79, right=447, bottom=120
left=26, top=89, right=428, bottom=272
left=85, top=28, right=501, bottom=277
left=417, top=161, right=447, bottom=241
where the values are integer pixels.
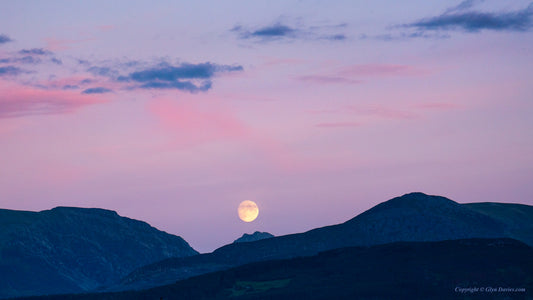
left=238, top=200, right=259, bottom=222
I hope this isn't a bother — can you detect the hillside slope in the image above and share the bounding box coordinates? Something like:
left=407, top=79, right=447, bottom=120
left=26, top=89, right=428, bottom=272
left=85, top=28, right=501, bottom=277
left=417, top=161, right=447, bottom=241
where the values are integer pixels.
left=0, top=207, right=198, bottom=299
left=464, top=202, right=533, bottom=246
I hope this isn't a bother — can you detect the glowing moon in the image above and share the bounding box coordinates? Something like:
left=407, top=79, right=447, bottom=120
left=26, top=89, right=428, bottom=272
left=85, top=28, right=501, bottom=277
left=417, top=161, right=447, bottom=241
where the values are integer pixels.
left=238, top=200, right=259, bottom=222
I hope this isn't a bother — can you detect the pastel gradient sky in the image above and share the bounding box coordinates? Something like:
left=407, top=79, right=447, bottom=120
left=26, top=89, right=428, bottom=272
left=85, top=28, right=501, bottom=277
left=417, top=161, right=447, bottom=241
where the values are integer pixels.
left=1, top=1, right=532, bottom=252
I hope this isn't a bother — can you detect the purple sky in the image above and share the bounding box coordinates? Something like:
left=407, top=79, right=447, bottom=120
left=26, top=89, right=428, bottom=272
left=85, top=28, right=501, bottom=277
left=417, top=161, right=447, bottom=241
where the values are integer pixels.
left=1, top=1, right=532, bottom=252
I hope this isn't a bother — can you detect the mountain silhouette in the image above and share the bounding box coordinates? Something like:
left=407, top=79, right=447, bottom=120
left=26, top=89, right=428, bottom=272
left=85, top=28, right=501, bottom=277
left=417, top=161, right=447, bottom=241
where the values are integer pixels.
left=233, top=231, right=274, bottom=244
left=15, top=238, right=533, bottom=299
left=464, top=202, right=533, bottom=246
left=116, top=192, right=527, bottom=291
left=0, top=207, right=198, bottom=299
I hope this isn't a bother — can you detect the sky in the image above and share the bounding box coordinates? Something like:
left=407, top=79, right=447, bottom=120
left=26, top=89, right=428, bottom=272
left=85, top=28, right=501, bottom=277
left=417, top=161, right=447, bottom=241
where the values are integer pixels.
left=1, top=0, right=532, bottom=253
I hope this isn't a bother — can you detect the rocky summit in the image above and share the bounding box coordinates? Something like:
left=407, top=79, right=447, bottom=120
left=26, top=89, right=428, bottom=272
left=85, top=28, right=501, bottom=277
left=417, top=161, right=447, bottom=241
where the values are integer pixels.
left=233, top=231, right=274, bottom=243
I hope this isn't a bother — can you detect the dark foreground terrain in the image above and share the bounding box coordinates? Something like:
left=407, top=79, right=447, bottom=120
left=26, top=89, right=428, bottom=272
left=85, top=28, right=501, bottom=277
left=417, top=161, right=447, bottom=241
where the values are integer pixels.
left=16, top=238, right=533, bottom=300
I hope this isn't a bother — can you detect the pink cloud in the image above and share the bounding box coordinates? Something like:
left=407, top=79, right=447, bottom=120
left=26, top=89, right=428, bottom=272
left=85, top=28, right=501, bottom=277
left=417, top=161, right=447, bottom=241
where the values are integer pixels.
left=306, top=108, right=340, bottom=114
left=296, top=75, right=361, bottom=85
left=296, top=63, right=427, bottom=86
left=339, top=64, right=419, bottom=77
left=316, top=122, right=361, bottom=128
left=345, top=105, right=418, bottom=120
left=312, top=102, right=459, bottom=129
left=311, top=105, right=418, bottom=120
left=98, top=25, right=115, bottom=32
left=260, top=56, right=307, bottom=67
left=148, top=98, right=249, bottom=146
left=34, top=76, right=95, bottom=90
left=312, top=105, right=419, bottom=130
left=147, top=98, right=311, bottom=172
left=45, top=37, right=95, bottom=51
left=412, top=102, right=460, bottom=110
left=0, top=82, right=108, bottom=118
left=0, top=117, right=27, bottom=136
left=43, top=164, right=85, bottom=187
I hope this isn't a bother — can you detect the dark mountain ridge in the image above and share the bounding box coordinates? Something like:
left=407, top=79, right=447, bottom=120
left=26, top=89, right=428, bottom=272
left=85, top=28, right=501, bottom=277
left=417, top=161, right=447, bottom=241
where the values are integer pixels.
left=116, top=192, right=530, bottom=292
left=5, top=193, right=532, bottom=298
left=16, top=238, right=533, bottom=299
left=464, top=202, right=533, bottom=246
left=0, top=206, right=198, bottom=299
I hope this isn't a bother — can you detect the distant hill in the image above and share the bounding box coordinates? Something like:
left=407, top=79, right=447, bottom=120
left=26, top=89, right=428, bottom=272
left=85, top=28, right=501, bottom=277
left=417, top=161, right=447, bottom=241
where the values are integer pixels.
left=234, top=232, right=274, bottom=244
left=0, top=207, right=198, bottom=299
left=464, top=202, right=533, bottom=246
left=17, top=238, right=533, bottom=299
left=116, top=192, right=529, bottom=291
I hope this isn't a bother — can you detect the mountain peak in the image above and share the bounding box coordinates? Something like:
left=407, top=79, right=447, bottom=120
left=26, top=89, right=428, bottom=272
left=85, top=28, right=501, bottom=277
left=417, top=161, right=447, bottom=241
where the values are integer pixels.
left=397, top=192, right=449, bottom=201
left=365, top=192, right=459, bottom=213
left=234, top=231, right=274, bottom=243
left=401, top=192, right=430, bottom=198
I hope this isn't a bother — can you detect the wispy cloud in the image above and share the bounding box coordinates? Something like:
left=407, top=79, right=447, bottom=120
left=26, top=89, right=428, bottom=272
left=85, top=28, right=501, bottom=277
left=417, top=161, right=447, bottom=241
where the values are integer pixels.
left=249, top=24, right=295, bottom=38
left=339, top=64, right=417, bottom=77
left=0, top=83, right=106, bottom=118
left=296, top=75, right=360, bottom=85
left=359, top=31, right=450, bottom=41
left=2, top=52, right=243, bottom=94
left=44, top=37, right=96, bottom=51
left=62, top=84, right=79, bottom=90
left=444, top=0, right=484, bottom=14
left=19, top=48, right=52, bottom=55
left=0, top=48, right=54, bottom=66
left=232, top=23, right=297, bottom=41
left=128, top=63, right=239, bottom=80
left=312, top=102, right=459, bottom=129
left=136, top=80, right=212, bottom=92
left=28, top=76, right=95, bottom=92
left=117, top=62, right=243, bottom=93
left=296, top=64, right=422, bottom=86
left=0, top=34, right=12, bottom=44
left=81, top=87, right=112, bottom=94
left=324, top=34, right=347, bottom=41
left=0, top=66, right=23, bottom=76
left=232, top=20, right=347, bottom=42
left=345, top=105, right=418, bottom=120
left=0, top=45, right=244, bottom=118
left=311, top=105, right=418, bottom=129
left=0, top=56, right=42, bottom=65
left=412, top=102, right=460, bottom=110
left=405, top=2, right=533, bottom=32
left=363, top=1, right=532, bottom=41
left=51, top=57, right=62, bottom=65
left=88, top=66, right=117, bottom=77
left=316, top=122, right=360, bottom=128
